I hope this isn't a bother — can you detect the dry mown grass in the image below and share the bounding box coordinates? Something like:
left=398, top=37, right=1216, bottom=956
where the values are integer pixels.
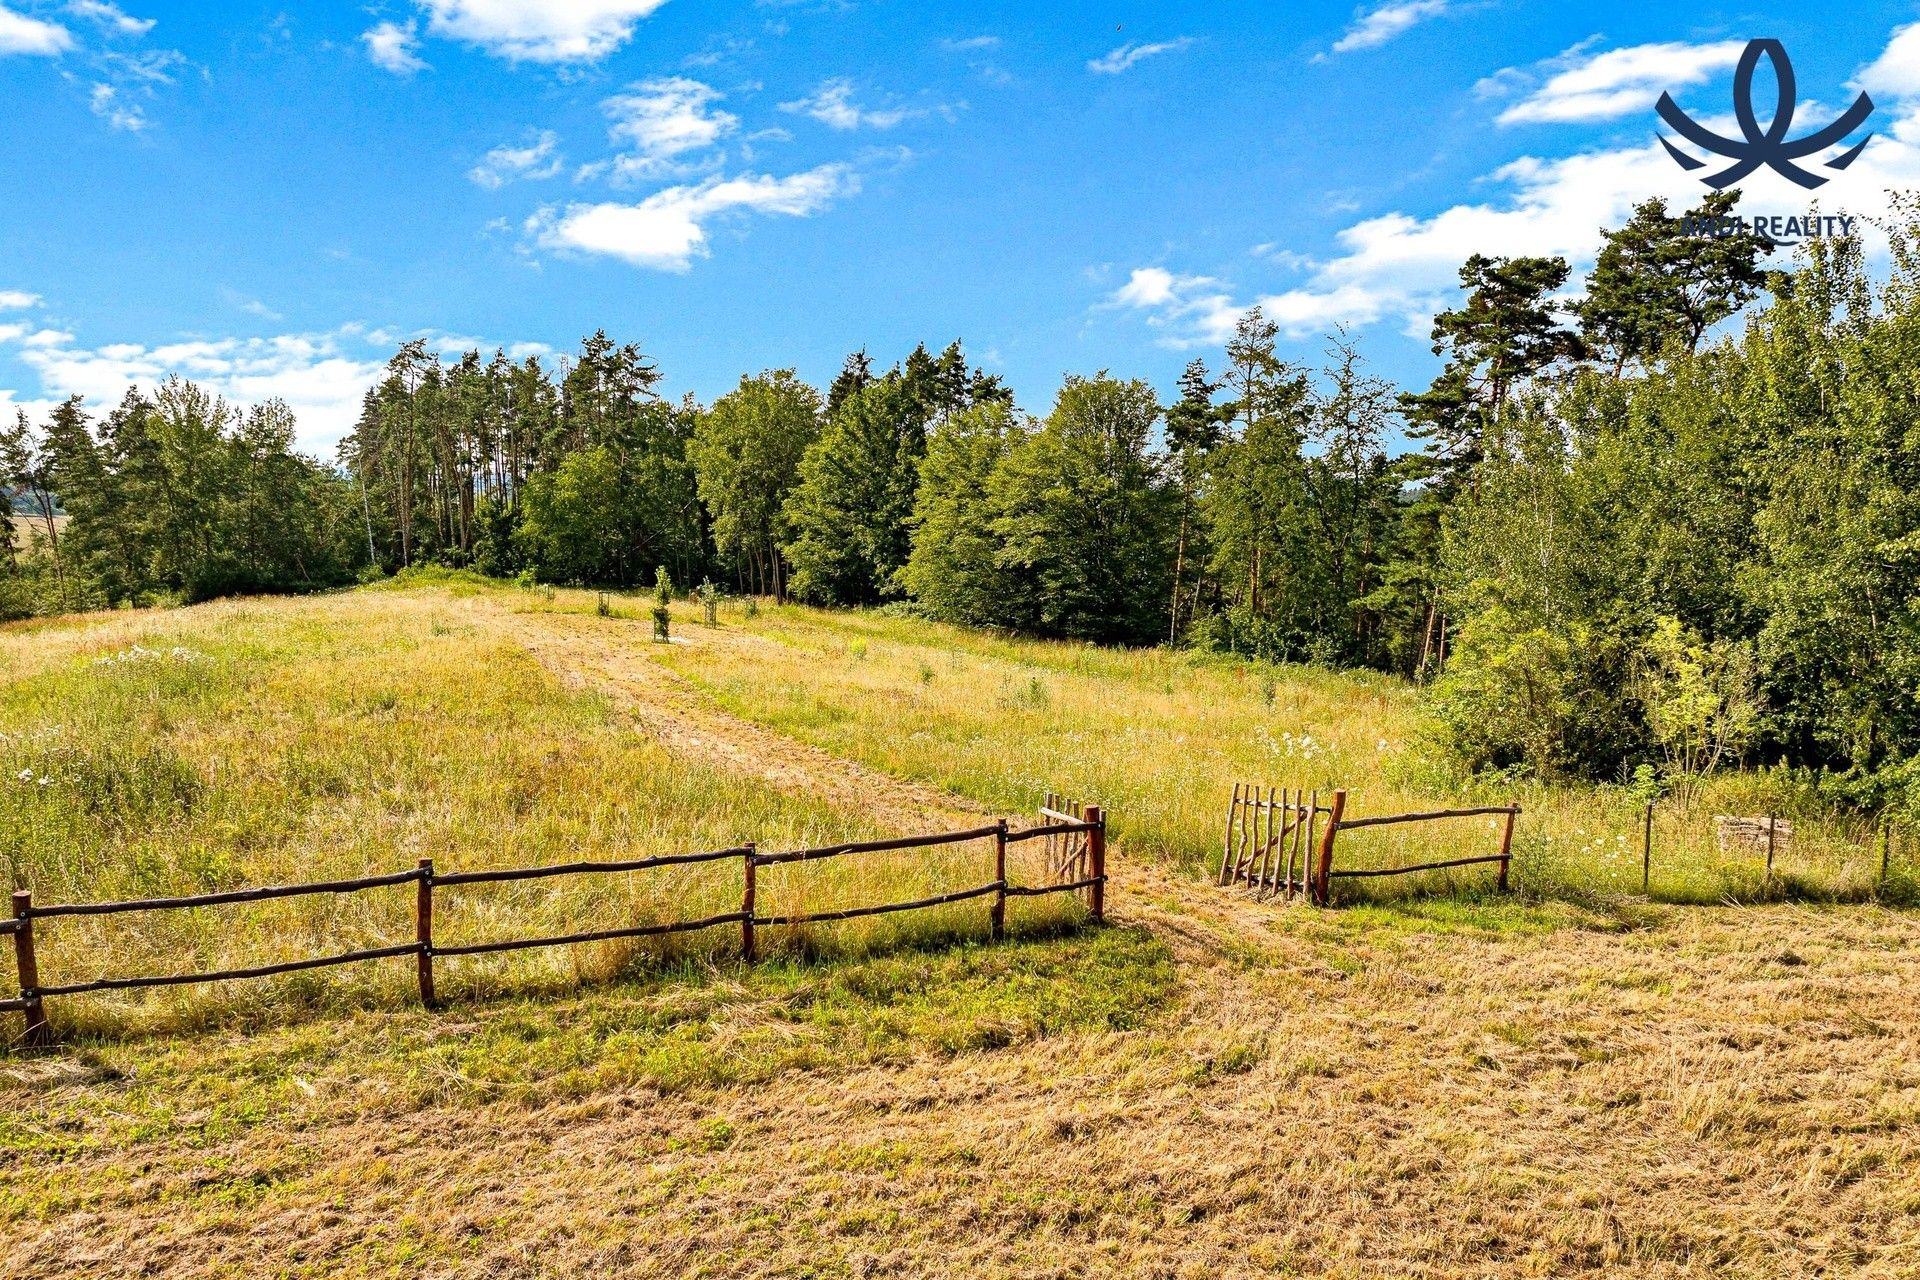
left=8, top=873, right=1919, bottom=1278
left=6, top=582, right=1920, bottom=1277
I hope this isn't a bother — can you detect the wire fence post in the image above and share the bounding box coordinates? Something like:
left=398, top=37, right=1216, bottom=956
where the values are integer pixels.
left=415, top=858, right=436, bottom=1009
left=1497, top=805, right=1516, bottom=892
left=1314, top=790, right=1347, bottom=906
left=11, top=891, right=46, bottom=1047
left=741, top=843, right=757, bottom=964
left=1766, top=813, right=1777, bottom=881
left=991, top=820, right=1008, bottom=941
left=1085, top=806, right=1105, bottom=923
left=1880, top=822, right=1892, bottom=889
left=1642, top=802, right=1654, bottom=894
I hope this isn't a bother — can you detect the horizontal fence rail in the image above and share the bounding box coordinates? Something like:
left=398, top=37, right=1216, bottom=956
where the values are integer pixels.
left=1219, top=788, right=1519, bottom=906
left=31, top=869, right=430, bottom=918
left=4, top=800, right=1107, bottom=1047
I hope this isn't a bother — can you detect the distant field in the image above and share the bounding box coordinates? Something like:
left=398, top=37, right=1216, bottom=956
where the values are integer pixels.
left=7, top=580, right=1920, bottom=1278
left=8, top=513, right=67, bottom=549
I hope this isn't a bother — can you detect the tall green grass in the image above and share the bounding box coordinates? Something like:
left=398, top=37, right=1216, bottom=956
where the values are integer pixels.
left=650, top=594, right=1913, bottom=906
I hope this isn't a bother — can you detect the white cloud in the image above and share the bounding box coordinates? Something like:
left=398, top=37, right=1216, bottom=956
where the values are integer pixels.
left=415, top=0, right=670, bottom=64
left=1327, top=1, right=1450, bottom=56
left=1111, top=44, right=1920, bottom=349
left=219, top=287, right=282, bottom=321
left=1110, top=267, right=1217, bottom=309
left=0, top=291, right=38, bottom=310
left=1104, top=269, right=1242, bottom=345
left=600, top=78, right=736, bottom=180
left=779, top=79, right=949, bottom=131
left=0, top=4, right=73, bottom=55
left=0, top=325, right=392, bottom=456
left=942, top=35, right=999, bottom=52
left=469, top=129, right=563, bottom=188
left=66, top=1, right=154, bottom=37
left=88, top=82, right=146, bottom=131
left=98, top=46, right=181, bottom=82
left=362, top=20, right=427, bottom=74
left=1855, top=21, right=1920, bottom=101
left=1496, top=40, right=1745, bottom=125
left=1087, top=38, right=1191, bottom=75
left=528, top=164, right=856, bottom=271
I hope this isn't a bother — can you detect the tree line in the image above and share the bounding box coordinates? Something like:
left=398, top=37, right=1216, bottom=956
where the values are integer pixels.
left=11, top=188, right=1920, bottom=813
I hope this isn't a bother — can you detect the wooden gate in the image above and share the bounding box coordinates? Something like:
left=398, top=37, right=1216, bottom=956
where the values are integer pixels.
left=1218, top=785, right=1330, bottom=901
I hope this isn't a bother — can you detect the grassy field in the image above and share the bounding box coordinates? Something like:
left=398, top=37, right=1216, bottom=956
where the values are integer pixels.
left=0, top=586, right=1078, bottom=1036
left=650, top=592, right=1908, bottom=905
left=7, top=580, right=1920, bottom=1277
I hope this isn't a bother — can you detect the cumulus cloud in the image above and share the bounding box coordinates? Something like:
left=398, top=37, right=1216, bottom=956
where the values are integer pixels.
left=1854, top=21, right=1920, bottom=101
left=0, top=324, right=392, bottom=456
left=415, top=0, right=671, bottom=64
left=469, top=130, right=563, bottom=188
left=1494, top=40, right=1746, bottom=125
left=1326, top=1, right=1450, bottom=56
left=362, top=20, right=427, bottom=74
left=1087, top=38, right=1191, bottom=74
left=0, top=4, right=73, bottom=55
left=1103, top=269, right=1243, bottom=345
left=527, top=164, right=856, bottom=271
left=0, top=291, right=39, bottom=310
left=779, top=79, right=951, bottom=130
left=600, top=78, right=737, bottom=180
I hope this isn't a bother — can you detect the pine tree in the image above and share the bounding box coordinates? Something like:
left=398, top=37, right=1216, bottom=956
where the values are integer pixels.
left=1164, top=358, right=1227, bottom=641
left=1572, top=191, right=1774, bottom=375
left=1400, top=254, right=1581, bottom=494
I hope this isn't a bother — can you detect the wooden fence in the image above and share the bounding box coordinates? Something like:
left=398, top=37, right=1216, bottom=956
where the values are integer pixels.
left=4, top=801, right=1106, bottom=1047
left=1221, top=786, right=1517, bottom=905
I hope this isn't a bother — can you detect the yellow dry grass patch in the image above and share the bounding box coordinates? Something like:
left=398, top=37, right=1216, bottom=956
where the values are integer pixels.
left=10, top=873, right=1920, bottom=1278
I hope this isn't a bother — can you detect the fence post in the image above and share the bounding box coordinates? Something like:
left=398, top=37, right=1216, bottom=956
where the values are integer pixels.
left=1766, top=813, right=1777, bottom=880
left=1497, top=805, right=1517, bottom=892
left=1643, top=802, right=1654, bottom=894
left=415, top=858, right=436, bottom=1009
left=1219, top=783, right=1240, bottom=885
left=1313, top=790, right=1347, bottom=906
left=991, top=820, right=1008, bottom=942
left=1085, top=806, right=1105, bottom=924
left=1880, top=822, right=1891, bottom=889
left=11, top=891, right=45, bottom=1047
left=741, top=843, right=757, bottom=964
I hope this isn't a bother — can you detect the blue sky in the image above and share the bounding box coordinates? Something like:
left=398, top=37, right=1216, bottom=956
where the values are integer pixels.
left=3, top=0, right=1919, bottom=455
